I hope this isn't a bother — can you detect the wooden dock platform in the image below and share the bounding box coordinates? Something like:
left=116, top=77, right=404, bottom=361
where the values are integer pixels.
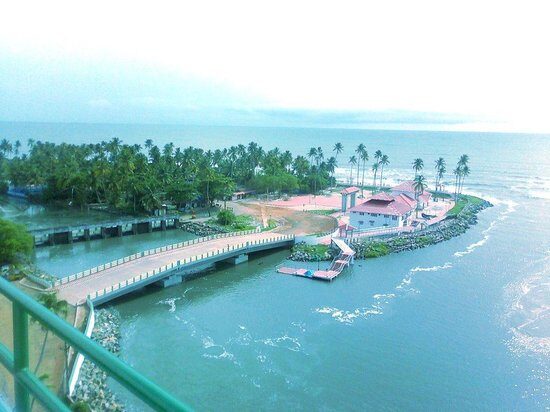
left=277, top=238, right=355, bottom=282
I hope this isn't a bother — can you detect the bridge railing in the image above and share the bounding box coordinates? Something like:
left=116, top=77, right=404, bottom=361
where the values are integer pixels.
left=87, top=233, right=295, bottom=302
left=0, top=277, right=191, bottom=412
left=54, top=228, right=261, bottom=288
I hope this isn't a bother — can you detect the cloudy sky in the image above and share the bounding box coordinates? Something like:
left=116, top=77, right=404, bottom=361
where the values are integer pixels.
left=0, top=0, right=549, bottom=132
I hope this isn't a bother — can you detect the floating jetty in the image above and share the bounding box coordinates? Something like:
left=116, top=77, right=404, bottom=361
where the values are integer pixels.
left=277, top=238, right=355, bottom=281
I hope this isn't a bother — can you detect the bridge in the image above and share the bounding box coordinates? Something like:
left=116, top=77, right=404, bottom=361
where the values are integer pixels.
left=54, top=229, right=295, bottom=306
left=30, top=214, right=183, bottom=246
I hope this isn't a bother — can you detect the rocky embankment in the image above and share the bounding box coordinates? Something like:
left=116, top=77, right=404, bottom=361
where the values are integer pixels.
left=291, top=198, right=492, bottom=261
left=180, top=221, right=227, bottom=236
left=73, top=309, right=124, bottom=411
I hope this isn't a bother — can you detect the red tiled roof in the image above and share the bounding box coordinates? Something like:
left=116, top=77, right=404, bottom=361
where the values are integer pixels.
left=349, top=193, right=416, bottom=216
left=340, top=186, right=360, bottom=195
left=392, top=180, right=417, bottom=192
left=370, top=192, right=394, bottom=201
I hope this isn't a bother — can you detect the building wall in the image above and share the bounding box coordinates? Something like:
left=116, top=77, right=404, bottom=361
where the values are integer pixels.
left=349, top=210, right=404, bottom=230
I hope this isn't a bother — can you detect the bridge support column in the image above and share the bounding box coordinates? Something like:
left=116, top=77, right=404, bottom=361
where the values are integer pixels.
left=47, top=233, right=55, bottom=246
left=161, top=220, right=167, bottom=231
left=116, top=225, right=123, bottom=237
left=84, top=228, right=90, bottom=241
left=147, top=222, right=152, bottom=233
left=174, top=219, right=181, bottom=229
left=100, top=227, right=107, bottom=239
left=67, top=231, right=73, bottom=244
left=132, top=223, right=138, bottom=235
left=156, top=274, right=183, bottom=288
left=225, top=253, right=248, bottom=265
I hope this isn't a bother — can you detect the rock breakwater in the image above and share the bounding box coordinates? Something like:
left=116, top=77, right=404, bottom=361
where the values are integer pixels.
left=73, top=309, right=124, bottom=411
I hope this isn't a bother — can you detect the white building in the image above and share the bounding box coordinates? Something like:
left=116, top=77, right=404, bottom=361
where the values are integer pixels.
left=348, top=192, right=416, bottom=230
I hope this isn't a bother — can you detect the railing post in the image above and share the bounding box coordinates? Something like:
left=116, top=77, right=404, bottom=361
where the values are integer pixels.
left=13, top=302, right=30, bottom=412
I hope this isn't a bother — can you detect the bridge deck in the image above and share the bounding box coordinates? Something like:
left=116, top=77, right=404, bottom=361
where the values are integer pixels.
left=56, top=231, right=287, bottom=305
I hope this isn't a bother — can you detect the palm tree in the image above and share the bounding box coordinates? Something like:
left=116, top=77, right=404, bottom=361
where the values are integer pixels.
left=413, top=175, right=427, bottom=217
left=307, top=147, right=318, bottom=164
left=348, top=156, right=357, bottom=185
left=459, top=165, right=470, bottom=195
left=0, top=139, right=12, bottom=157
left=372, top=162, right=379, bottom=187
left=355, top=144, right=365, bottom=185
left=458, top=154, right=469, bottom=167
left=327, top=156, right=337, bottom=187
left=412, top=158, right=424, bottom=177
left=333, top=142, right=343, bottom=162
left=374, top=150, right=383, bottom=164
left=360, top=149, right=369, bottom=195
left=379, top=154, right=389, bottom=187
left=453, top=166, right=462, bottom=199
left=434, top=157, right=446, bottom=191
left=14, top=140, right=21, bottom=156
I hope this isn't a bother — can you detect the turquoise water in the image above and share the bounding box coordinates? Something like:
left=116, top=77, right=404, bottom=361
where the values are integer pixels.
left=1, top=123, right=549, bottom=410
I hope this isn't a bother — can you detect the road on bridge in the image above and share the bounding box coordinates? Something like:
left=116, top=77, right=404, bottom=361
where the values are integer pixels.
left=56, top=231, right=282, bottom=305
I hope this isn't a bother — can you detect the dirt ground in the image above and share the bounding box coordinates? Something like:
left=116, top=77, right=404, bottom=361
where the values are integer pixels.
left=229, top=201, right=337, bottom=236
left=0, top=281, right=76, bottom=410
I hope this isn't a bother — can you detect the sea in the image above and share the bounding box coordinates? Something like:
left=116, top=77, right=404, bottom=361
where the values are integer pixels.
left=0, top=121, right=548, bottom=410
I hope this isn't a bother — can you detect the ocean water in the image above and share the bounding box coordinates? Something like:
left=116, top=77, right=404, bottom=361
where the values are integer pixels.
left=0, top=122, right=549, bottom=410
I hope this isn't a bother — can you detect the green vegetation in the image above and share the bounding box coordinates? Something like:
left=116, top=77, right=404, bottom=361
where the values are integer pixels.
left=359, top=242, right=390, bottom=258
left=215, top=210, right=256, bottom=231
left=447, top=194, right=484, bottom=218
left=261, top=218, right=278, bottom=231
left=291, top=243, right=330, bottom=260
left=308, top=209, right=339, bottom=216
left=0, top=139, right=344, bottom=214
left=0, top=218, right=33, bottom=265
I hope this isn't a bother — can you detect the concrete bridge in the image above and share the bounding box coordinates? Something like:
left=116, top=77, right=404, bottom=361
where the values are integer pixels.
left=54, top=229, right=295, bottom=306
left=30, top=215, right=182, bottom=246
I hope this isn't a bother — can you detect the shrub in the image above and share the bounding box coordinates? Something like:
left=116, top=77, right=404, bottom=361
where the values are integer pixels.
left=0, top=218, right=33, bottom=265
left=217, top=209, right=236, bottom=226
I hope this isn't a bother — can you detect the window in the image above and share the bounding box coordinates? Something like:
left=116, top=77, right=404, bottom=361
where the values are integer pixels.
left=359, top=220, right=364, bottom=225
left=371, top=213, right=378, bottom=217
left=360, top=212, right=364, bottom=216
left=384, top=214, right=389, bottom=218
left=392, top=216, right=397, bottom=221
left=369, top=220, right=375, bottom=226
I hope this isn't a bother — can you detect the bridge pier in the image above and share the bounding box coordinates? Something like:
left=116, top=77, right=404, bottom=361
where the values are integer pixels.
left=84, top=228, right=90, bottom=241
left=157, top=274, right=183, bottom=288
left=161, top=220, right=167, bottom=231
left=147, top=222, right=152, bottom=233
left=224, top=253, right=249, bottom=265
left=47, top=233, right=55, bottom=246
left=67, top=231, right=73, bottom=244
left=100, top=227, right=107, bottom=239
left=116, top=225, right=123, bottom=237
left=132, top=223, right=138, bottom=235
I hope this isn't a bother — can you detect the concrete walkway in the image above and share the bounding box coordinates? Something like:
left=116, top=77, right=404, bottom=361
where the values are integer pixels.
left=56, top=231, right=281, bottom=305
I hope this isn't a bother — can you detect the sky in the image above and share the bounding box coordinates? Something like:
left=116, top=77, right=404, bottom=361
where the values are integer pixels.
left=0, top=0, right=549, bottom=132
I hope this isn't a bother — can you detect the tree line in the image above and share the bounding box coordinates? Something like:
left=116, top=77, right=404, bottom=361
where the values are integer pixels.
left=0, top=138, right=471, bottom=214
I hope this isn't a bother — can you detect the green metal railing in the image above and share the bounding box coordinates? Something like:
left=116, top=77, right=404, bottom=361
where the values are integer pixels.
left=0, top=278, right=191, bottom=412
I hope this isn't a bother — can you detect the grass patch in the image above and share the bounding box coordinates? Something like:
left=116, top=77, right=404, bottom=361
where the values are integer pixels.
left=360, top=242, right=390, bottom=258
left=308, top=209, right=339, bottom=216
left=261, top=218, right=278, bottom=231
left=447, top=194, right=485, bottom=218
left=292, top=243, right=330, bottom=260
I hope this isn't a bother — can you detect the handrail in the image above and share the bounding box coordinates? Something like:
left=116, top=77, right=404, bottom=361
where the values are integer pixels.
left=55, top=228, right=261, bottom=287
left=87, top=233, right=295, bottom=302
left=0, top=278, right=192, bottom=412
